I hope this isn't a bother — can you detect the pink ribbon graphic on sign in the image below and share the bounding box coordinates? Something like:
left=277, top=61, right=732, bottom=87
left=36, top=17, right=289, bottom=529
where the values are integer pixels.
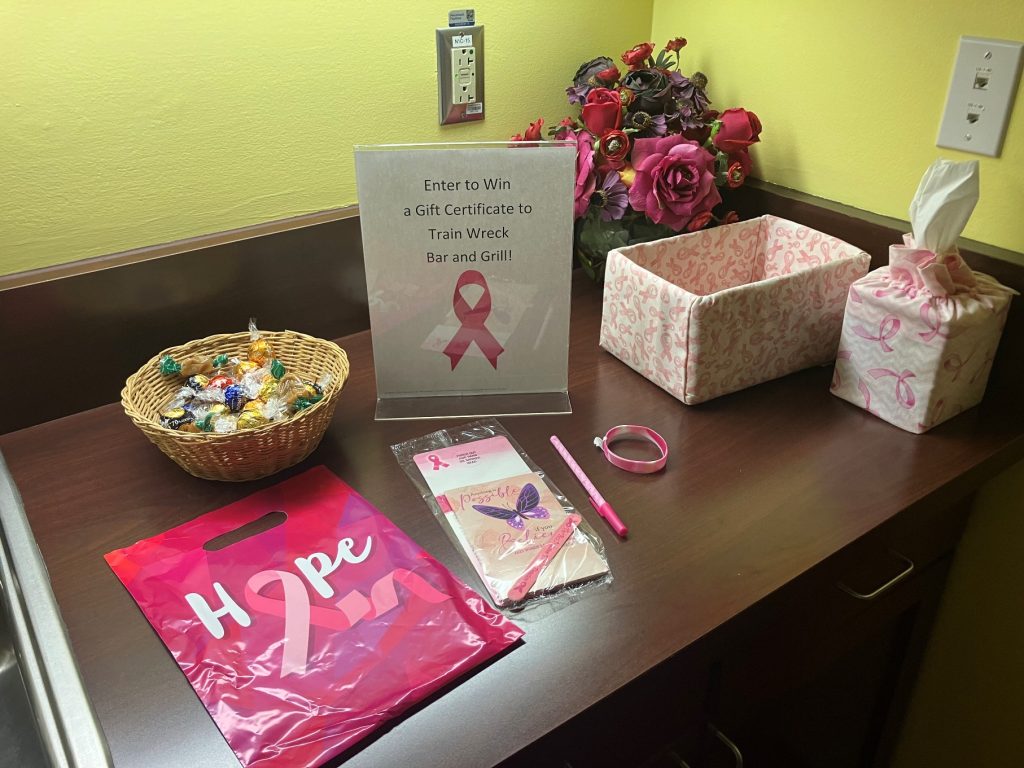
left=427, top=454, right=450, bottom=470
left=245, top=568, right=451, bottom=676
left=868, top=368, right=917, bottom=409
left=852, top=314, right=900, bottom=352
left=919, top=302, right=949, bottom=343
left=442, top=270, right=504, bottom=370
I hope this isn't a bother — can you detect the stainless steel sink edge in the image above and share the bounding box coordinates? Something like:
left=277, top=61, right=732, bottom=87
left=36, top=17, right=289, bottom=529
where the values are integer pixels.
left=0, top=451, right=112, bottom=768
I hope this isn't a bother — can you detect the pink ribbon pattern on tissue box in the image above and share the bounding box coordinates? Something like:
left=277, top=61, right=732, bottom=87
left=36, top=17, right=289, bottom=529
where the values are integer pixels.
left=831, top=237, right=1016, bottom=433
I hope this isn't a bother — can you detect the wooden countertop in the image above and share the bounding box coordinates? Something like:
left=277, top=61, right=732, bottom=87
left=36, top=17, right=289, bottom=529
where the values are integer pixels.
left=2, top=274, right=1022, bottom=768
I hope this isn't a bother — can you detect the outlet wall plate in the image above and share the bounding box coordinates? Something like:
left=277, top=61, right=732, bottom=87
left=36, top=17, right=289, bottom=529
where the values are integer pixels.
left=437, top=25, right=484, bottom=125
left=937, top=36, right=1024, bottom=157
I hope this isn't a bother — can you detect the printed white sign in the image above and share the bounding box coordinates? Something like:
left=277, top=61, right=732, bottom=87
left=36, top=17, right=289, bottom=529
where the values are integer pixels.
left=355, top=142, right=575, bottom=419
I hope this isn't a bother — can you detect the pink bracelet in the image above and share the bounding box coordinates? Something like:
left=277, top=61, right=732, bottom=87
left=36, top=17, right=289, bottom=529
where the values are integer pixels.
left=593, top=425, right=668, bottom=474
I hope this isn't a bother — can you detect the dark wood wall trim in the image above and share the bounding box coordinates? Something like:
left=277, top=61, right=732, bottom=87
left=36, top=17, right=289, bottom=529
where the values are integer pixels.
left=0, top=213, right=369, bottom=433
left=0, top=205, right=359, bottom=291
left=1, top=184, right=1020, bottom=435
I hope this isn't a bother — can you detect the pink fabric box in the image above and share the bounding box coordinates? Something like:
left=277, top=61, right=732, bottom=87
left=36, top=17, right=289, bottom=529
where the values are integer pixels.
left=599, top=215, right=871, bottom=405
left=830, top=244, right=1015, bottom=434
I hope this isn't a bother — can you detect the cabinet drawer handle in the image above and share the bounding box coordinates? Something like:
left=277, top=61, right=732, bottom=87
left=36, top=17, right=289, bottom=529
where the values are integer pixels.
left=837, top=550, right=915, bottom=600
left=708, top=724, right=743, bottom=767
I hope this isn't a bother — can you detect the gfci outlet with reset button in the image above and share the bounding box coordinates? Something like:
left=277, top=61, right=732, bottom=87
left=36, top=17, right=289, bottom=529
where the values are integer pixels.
left=937, top=36, right=1023, bottom=157
left=437, top=25, right=484, bottom=125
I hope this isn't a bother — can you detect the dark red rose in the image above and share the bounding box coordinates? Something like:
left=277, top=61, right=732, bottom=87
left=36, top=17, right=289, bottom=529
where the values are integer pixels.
left=729, top=149, right=752, bottom=176
left=666, top=37, right=687, bottom=52
left=599, top=130, right=631, bottom=163
left=581, top=88, right=623, bottom=137
left=524, top=117, right=544, bottom=141
left=552, top=116, right=579, bottom=140
left=596, top=65, right=621, bottom=84
left=712, top=108, right=762, bottom=154
left=686, top=211, right=714, bottom=232
left=621, top=42, right=654, bottom=69
left=726, top=160, right=746, bottom=188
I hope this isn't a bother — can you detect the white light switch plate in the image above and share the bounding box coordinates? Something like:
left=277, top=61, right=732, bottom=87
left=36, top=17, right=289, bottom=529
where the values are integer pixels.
left=937, top=36, right=1023, bottom=157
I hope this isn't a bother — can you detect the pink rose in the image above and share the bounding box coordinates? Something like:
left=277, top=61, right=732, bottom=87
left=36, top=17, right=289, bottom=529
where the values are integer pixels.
left=628, top=135, right=721, bottom=231
left=574, top=131, right=596, bottom=219
left=713, top=108, right=762, bottom=154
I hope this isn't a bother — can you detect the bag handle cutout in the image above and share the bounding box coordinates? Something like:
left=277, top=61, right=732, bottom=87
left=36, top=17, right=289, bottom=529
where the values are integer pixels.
left=203, top=510, right=287, bottom=551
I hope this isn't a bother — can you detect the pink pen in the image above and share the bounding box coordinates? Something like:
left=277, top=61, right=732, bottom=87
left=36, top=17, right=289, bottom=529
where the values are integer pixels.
left=550, top=435, right=628, bottom=538
left=507, top=513, right=581, bottom=602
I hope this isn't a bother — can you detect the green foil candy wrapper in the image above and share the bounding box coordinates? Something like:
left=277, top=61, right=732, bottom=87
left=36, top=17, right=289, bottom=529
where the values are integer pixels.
left=293, top=394, right=324, bottom=412
left=159, top=355, right=182, bottom=376
left=270, top=359, right=286, bottom=380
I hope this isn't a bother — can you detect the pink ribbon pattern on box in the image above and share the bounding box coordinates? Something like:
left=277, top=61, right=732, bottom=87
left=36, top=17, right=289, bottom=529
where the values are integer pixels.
left=599, top=215, right=871, bottom=405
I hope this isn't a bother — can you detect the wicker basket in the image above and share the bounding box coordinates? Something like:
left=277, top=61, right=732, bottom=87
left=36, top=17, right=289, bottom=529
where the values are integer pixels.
left=122, top=330, right=349, bottom=482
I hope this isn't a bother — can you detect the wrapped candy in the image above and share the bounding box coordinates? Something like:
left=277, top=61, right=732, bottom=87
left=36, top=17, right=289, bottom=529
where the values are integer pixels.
left=159, top=353, right=232, bottom=378
left=153, top=320, right=334, bottom=434
left=160, top=407, right=195, bottom=430
left=247, top=318, right=274, bottom=367
left=224, top=384, right=246, bottom=413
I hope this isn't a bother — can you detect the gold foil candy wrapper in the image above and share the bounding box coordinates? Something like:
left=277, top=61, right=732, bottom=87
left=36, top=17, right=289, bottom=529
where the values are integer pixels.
left=285, top=383, right=319, bottom=409
left=259, top=376, right=279, bottom=400
left=235, top=360, right=259, bottom=378
left=242, top=399, right=265, bottom=414
left=237, top=410, right=269, bottom=430
left=248, top=338, right=273, bottom=366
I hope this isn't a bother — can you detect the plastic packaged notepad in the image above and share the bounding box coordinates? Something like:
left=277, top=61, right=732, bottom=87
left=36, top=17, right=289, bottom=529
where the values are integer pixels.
left=392, top=419, right=612, bottom=612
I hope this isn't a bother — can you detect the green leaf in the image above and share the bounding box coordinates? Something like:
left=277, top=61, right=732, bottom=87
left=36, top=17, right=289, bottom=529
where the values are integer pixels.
left=628, top=217, right=675, bottom=245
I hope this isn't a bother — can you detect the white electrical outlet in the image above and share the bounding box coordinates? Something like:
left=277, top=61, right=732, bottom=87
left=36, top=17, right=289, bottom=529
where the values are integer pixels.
left=451, top=45, right=476, bottom=104
left=437, top=24, right=484, bottom=125
left=937, top=36, right=1023, bottom=157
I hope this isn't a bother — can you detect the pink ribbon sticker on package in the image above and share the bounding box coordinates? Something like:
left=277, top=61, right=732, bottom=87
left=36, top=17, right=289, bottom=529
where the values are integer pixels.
left=105, top=466, right=522, bottom=768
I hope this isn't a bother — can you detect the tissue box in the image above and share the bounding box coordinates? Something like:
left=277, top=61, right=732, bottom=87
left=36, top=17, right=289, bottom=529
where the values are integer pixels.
left=830, top=260, right=1014, bottom=433
left=599, top=215, right=871, bottom=404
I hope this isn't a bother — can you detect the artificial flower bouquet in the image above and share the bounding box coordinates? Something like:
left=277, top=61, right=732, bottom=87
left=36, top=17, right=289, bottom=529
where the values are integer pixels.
left=514, top=38, right=762, bottom=281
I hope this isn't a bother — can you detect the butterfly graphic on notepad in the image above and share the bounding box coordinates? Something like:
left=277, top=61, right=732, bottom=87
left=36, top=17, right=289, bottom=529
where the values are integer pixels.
left=472, top=483, right=550, bottom=529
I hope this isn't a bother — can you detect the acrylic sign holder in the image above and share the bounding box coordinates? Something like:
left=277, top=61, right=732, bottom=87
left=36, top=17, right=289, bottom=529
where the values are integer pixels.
left=355, top=142, right=575, bottom=420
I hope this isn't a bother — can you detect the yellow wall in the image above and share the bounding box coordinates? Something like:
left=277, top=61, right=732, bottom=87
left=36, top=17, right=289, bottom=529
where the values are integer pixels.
left=652, top=0, right=1024, bottom=261
left=0, top=1, right=652, bottom=276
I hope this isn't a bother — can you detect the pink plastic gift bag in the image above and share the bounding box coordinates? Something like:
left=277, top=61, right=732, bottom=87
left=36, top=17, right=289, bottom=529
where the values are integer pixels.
left=105, top=466, right=523, bottom=768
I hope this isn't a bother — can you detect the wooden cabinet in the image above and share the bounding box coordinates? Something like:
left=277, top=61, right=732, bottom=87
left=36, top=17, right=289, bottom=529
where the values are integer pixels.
left=504, top=495, right=971, bottom=768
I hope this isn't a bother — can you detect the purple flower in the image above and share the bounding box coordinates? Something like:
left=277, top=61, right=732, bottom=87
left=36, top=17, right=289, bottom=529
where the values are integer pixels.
left=667, top=71, right=711, bottom=131
left=591, top=171, right=629, bottom=221
left=625, top=110, right=668, bottom=137
left=566, top=83, right=590, bottom=106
